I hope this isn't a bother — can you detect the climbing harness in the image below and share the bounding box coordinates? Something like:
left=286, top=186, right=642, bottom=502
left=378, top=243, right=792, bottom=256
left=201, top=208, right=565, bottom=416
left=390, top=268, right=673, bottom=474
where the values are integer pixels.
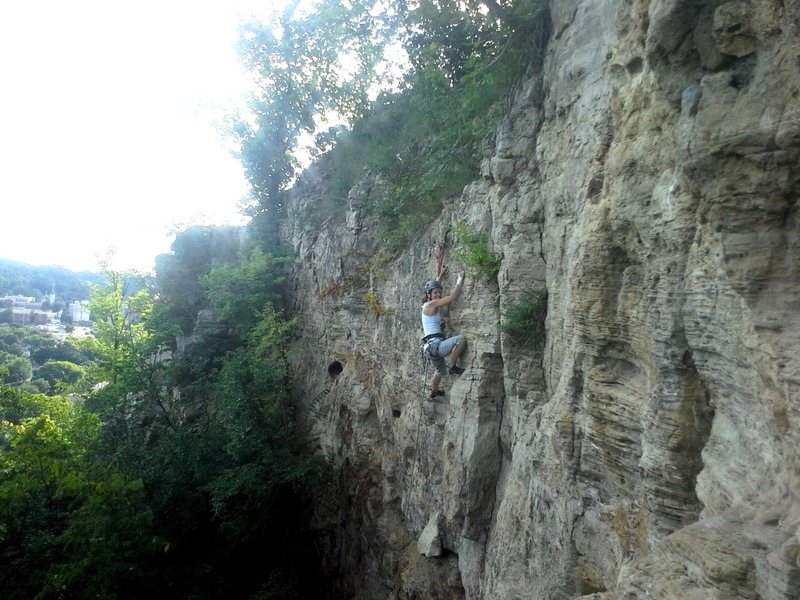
left=420, top=332, right=445, bottom=360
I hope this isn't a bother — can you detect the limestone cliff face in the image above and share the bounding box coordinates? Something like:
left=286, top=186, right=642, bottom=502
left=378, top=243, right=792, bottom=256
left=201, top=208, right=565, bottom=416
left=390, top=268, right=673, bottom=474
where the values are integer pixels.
left=284, top=1, right=800, bottom=598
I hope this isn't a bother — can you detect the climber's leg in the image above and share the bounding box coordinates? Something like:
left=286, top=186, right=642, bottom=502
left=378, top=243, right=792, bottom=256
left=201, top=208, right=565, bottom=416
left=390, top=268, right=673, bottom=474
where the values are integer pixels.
left=438, top=335, right=466, bottom=374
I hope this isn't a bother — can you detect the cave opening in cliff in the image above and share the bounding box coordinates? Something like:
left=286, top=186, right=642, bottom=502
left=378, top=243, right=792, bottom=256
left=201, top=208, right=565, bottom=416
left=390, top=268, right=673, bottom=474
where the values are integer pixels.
left=328, top=360, right=343, bottom=378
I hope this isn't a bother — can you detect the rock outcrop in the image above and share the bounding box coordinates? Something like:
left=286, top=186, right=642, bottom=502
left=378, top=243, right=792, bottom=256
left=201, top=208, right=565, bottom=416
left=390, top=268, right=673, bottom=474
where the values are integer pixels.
left=284, top=1, right=800, bottom=598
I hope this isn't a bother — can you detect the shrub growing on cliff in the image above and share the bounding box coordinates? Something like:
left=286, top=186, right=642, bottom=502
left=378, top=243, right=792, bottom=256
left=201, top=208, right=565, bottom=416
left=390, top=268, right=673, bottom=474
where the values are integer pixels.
left=502, top=288, right=548, bottom=349
left=452, top=223, right=502, bottom=280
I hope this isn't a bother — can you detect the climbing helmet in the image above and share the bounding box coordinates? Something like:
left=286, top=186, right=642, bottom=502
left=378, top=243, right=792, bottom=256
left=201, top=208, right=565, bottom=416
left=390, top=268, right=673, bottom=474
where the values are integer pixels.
left=424, top=279, right=442, bottom=294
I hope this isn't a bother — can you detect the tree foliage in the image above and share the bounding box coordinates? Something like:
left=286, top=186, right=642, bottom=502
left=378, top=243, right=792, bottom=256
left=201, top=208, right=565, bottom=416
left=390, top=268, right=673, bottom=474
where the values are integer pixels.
left=366, top=0, right=548, bottom=242
left=0, top=326, right=93, bottom=396
left=82, top=270, right=154, bottom=386
left=237, top=0, right=550, bottom=245
left=228, top=0, right=388, bottom=243
left=0, top=387, right=156, bottom=600
left=154, top=225, right=243, bottom=333
left=0, top=352, right=32, bottom=386
left=202, top=247, right=292, bottom=336
left=0, top=244, right=328, bottom=598
left=36, top=360, right=86, bottom=392
left=70, top=247, right=326, bottom=597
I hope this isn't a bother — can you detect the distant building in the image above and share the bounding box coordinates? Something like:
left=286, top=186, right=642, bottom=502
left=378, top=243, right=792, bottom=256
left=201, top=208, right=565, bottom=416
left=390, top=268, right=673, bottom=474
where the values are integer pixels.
left=0, top=295, right=41, bottom=308
left=9, top=308, right=49, bottom=326
left=69, top=301, right=91, bottom=324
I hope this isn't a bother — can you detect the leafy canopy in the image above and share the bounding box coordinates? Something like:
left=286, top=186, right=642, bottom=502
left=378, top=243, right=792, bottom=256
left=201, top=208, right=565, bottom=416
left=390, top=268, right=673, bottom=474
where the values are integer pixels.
left=232, top=0, right=549, bottom=246
left=229, top=0, right=389, bottom=236
left=79, top=269, right=154, bottom=388
left=0, top=386, right=156, bottom=600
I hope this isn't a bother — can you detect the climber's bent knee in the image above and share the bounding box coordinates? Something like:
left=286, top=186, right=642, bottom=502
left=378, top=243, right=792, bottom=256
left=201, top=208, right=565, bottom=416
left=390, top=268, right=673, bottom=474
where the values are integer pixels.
left=438, top=335, right=464, bottom=357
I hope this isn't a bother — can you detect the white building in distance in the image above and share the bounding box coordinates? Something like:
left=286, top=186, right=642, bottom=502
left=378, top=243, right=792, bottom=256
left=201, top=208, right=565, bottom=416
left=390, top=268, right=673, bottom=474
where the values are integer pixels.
left=69, top=301, right=91, bottom=324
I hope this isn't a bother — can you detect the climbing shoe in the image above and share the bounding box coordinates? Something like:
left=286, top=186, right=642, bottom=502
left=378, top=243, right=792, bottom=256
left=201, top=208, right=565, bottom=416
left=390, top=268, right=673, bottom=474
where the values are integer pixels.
left=448, top=365, right=465, bottom=375
left=429, top=389, right=445, bottom=399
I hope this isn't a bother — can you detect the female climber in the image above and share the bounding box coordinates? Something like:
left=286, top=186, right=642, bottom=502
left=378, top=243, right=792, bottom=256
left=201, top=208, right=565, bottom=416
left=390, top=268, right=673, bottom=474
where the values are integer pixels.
left=421, top=264, right=466, bottom=398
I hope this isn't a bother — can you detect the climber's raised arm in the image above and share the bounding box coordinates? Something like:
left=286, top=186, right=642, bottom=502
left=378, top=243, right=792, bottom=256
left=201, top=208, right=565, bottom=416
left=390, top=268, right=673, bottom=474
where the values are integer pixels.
left=423, top=271, right=465, bottom=313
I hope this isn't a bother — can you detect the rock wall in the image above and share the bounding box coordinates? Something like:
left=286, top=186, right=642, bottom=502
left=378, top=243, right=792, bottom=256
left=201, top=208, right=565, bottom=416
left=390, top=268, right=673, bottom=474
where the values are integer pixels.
left=284, top=1, right=800, bottom=598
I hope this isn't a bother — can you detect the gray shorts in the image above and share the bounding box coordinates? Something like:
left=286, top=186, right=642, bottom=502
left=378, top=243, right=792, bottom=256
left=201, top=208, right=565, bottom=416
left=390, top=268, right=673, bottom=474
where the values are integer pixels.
left=425, top=335, right=464, bottom=377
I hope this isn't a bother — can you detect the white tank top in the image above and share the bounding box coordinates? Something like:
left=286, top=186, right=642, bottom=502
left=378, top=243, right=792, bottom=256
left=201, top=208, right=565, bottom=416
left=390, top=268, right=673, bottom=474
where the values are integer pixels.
left=421, top=305, right=442, bottom=337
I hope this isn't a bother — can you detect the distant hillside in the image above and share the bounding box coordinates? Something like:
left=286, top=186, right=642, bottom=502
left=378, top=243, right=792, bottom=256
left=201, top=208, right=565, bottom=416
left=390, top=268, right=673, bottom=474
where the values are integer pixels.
left=0, top=258, right=104, bottom=301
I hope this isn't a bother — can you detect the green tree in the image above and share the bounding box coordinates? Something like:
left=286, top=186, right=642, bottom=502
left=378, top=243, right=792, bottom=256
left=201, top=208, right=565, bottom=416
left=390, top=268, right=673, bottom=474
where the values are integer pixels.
left=124, top=244, right=328, bottom=598
left=254, top=0, right=549, bottom=245
left=202, top=248, right=291, bottom=337
left=36, top=360, right=86, bottom=392
left=154, top=225, right=242, bottom=334
left=75, top=269, right=175, bottom=442
left=229, top=0, right=387, bottom=242
left=0, top=328, right=73, bottom=371
left=0, top=386, right=157, bottom=600
left=393, top=0, right=548, bottom=81
left=80, top=270, right=154, bottom=387
left=30, top=338, right=92, bottom=368
left=0, top=251, right=329, bottom=598
left=0, top=331, right=23, bottom=355
left=0, top=353, right=32, bottom=386
left=0, top=257, right=101, bottom=301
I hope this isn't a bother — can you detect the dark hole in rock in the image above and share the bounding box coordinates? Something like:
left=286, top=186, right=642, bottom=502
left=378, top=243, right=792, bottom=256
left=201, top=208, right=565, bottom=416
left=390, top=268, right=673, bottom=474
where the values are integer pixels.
left=626, top=56, right=643, bottom=75
left=328, top=361, right=343, bottom=377
left=730, top=71, right=750, bottom=90
left=392, top=409, right=401, bottom=418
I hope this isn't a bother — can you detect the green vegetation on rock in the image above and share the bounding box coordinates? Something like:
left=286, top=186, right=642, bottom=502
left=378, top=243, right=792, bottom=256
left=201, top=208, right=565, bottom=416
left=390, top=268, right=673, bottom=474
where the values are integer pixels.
left=230, top=0, right=549, bottom=246
left=501, top=288, right=548, bottom=349
left=452, top=223, right=502, bottom=280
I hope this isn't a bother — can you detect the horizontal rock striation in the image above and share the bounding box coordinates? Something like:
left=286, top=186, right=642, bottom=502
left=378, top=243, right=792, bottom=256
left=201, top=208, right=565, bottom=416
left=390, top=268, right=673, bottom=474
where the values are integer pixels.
left=284, top=1, right=800, bottom=598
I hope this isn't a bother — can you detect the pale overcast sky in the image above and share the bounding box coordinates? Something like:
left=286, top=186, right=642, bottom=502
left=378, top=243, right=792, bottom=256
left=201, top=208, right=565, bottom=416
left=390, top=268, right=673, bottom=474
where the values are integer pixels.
left=0, top=1, right=281, bottom=273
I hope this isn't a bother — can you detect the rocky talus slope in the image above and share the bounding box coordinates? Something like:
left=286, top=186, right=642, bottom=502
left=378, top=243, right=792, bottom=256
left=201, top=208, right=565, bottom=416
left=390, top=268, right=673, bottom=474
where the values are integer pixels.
left=284, top=1, right=800, bottom=598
